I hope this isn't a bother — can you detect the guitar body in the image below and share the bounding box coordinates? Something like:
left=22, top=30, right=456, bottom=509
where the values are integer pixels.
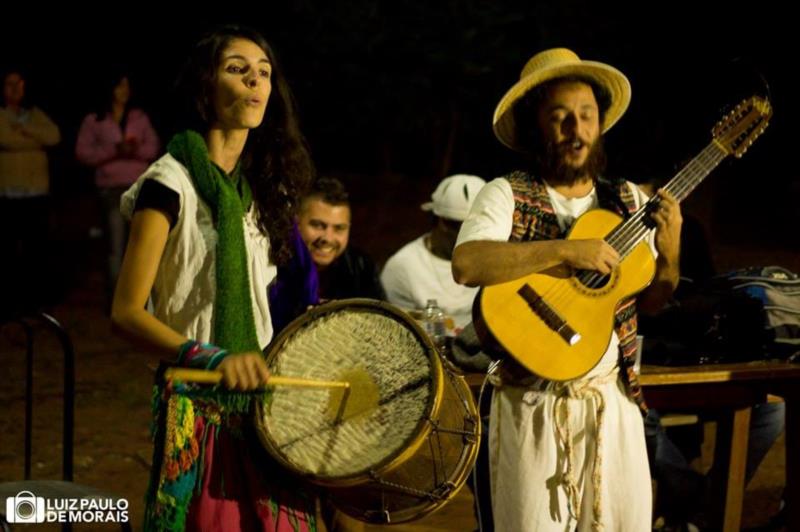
left=478, top=208, right=656, bottom=381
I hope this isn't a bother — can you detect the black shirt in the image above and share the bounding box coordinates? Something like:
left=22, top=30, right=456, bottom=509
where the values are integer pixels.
left=133, top=179, right=180, bottom=228
left=318, top=247, right=385, bottom=301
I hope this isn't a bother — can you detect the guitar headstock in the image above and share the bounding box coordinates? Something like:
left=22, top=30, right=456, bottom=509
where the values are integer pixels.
left=712, top=96, right=772, bottom=158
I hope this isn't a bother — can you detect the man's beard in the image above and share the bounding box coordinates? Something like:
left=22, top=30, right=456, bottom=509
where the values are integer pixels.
left=536, top=136, right=607, bottom=186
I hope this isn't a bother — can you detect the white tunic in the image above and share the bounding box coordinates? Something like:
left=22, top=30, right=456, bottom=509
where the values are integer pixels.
left=121, top=153, right=277, bottom=349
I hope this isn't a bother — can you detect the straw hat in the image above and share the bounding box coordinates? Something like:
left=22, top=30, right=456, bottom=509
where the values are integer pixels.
left=492, top=47, right=631, bottom=151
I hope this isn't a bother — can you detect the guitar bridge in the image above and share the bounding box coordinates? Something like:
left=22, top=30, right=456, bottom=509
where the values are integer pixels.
left=517, top=284, right=581, bottom=346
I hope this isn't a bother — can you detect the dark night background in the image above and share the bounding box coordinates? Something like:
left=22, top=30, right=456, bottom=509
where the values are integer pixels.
left=2, top=1, right=797, bottom=296
left=1, top=5, right=796, bottom=527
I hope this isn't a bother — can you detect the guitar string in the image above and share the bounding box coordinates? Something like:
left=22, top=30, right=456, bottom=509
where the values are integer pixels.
left=598, top=99, right=764, bottom=269
left=528, top=143, right=726, bottom=330
left=540, top=145, right=722, bottom=306
left=580, top=144, right=724, bottom=289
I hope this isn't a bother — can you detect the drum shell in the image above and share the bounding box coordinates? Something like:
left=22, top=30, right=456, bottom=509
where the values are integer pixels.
left=327, top=368, right=480, bottom=524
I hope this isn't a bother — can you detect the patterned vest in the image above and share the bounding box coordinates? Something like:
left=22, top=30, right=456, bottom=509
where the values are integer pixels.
left=506, top=170, right=647, bottom=411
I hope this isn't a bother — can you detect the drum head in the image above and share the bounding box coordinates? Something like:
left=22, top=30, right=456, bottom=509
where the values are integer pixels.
left=255, top=299, right=442, bottom=485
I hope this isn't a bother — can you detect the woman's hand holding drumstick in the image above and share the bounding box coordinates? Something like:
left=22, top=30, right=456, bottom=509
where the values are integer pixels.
left=216, top=352, right=271, bottom=390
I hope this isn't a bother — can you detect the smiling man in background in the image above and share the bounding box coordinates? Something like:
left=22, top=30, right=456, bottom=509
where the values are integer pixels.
left=297, top=177, right=385, bottom=301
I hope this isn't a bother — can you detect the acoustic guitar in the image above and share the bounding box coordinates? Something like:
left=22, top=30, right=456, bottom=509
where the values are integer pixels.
left=477, top=96, right=772, bottom=381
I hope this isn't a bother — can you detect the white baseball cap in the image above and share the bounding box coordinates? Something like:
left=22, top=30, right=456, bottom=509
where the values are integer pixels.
left=421, top=174, right=487, bottom=221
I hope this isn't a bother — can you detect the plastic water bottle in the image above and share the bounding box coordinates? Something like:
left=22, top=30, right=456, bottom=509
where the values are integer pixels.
left=423, top=299, right=447, bottom=353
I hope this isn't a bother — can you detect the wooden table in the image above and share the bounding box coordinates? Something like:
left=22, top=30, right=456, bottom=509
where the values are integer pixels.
left=640, top=361, right=800, bottom=531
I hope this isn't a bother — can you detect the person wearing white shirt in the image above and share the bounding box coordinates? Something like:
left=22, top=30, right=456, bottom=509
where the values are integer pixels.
left=451, top=48, right=682, bottom=531
left=381, top=173, right=486, bottom=334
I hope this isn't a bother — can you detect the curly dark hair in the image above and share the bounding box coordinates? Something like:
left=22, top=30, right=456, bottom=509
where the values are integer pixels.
left=174, top=25, right=314, bottom=264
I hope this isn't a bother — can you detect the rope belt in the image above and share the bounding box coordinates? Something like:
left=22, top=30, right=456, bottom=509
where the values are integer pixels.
left=552, top=369, right=618, bottom=532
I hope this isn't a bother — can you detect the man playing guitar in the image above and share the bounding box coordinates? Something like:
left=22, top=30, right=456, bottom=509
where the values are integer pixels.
left=452, top=48, right=682, bottom=531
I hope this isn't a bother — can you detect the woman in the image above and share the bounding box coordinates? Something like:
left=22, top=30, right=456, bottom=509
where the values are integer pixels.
left=76, top=71, right=160, bottom=291
left=111, top=26, right=315, bottom=530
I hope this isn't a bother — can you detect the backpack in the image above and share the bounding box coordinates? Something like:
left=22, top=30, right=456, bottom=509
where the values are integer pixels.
left=716, top=265, right=800, bottom=360
left=639, top=265, right=800, bottom=365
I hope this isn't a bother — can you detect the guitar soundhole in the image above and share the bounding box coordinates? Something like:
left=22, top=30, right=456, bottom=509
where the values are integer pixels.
left=575, top=270, right=611, bottom=290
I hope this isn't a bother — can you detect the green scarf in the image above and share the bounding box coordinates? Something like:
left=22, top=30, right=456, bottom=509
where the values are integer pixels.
left=167, top=130, right=261, bottom=353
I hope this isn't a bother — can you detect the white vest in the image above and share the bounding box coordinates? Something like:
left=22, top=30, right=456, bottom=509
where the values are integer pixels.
left=121, top=154, right=276, bottom=348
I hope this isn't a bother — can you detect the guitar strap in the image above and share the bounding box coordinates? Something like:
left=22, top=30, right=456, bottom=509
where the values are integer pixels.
left=595, top=177, right=632, bottom=220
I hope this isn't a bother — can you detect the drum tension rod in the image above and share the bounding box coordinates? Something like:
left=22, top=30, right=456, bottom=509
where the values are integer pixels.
left=369, top=472, right=434, bottom=498
left=430, top=481, right=457, bottom=500
left=427, top=417, right=475, bottom=438
left=363, top=510, right=392, bottom=524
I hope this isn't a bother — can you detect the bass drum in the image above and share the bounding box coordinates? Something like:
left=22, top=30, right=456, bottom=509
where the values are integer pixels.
left=254, top=299, right=480, bottom=523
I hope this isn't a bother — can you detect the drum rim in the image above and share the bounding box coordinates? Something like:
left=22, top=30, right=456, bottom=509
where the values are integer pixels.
left=257, top=298, right=445, bottom=485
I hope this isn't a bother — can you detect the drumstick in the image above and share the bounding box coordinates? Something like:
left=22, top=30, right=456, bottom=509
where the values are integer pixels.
left=164, top=368, right=350, bottom=389
left=332, top=386, right=352, bottom=425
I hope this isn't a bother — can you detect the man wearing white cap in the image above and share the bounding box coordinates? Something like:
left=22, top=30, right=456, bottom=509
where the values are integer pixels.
left=381, top=174, right=486, bottom=333
left=452, top=48, right=683, bottom=531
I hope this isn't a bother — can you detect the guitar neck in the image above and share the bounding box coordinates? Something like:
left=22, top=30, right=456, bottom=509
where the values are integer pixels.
left=661, top=141, right=729, bottom=202
left=607, top=141, right=729, bottom=258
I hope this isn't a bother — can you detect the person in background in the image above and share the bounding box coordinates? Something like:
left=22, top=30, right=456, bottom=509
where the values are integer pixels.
left=0, top=68, right=61, bottom=310
left=76, top=70, right=160, bottom=293
left=637, top=179, right=786, bottom=531
left=381, top=173, right=486, bottom=335
left=297, top=176, right=385, bottom=301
